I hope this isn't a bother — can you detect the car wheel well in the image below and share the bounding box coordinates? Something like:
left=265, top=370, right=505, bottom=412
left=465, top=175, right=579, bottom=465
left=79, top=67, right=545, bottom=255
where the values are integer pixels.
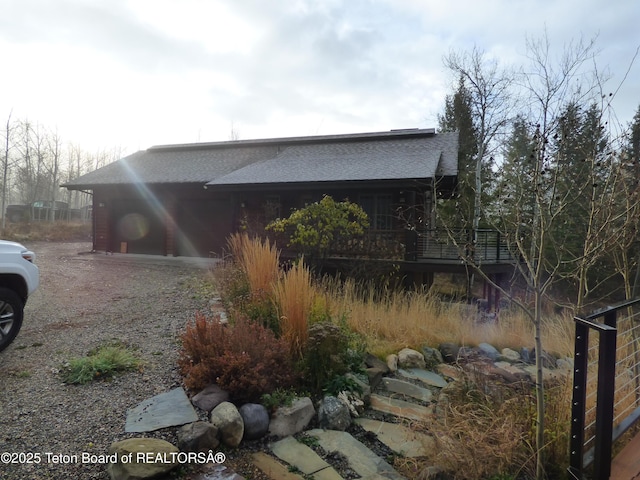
left=0, top=275, right=27, bottom=304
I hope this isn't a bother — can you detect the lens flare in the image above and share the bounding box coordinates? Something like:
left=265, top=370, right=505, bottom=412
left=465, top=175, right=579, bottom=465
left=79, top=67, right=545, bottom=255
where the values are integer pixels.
left=118, top=213, right=150, bottom=241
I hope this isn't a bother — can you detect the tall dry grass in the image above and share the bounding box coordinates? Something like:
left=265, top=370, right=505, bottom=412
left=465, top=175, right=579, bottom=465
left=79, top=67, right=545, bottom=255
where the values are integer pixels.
left=227, top=233, right=280, bottom=300
left=273, top=260, right=316, bottom=359
left=322, top=278, right=575, bottom=359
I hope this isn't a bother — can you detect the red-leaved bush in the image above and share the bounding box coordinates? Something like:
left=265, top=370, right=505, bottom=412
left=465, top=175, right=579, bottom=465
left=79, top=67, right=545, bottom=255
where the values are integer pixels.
left=179, top=312, right=297, bottom=403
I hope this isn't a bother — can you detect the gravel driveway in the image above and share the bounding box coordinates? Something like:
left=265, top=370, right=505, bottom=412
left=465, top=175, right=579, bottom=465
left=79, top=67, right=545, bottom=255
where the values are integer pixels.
left=0, top=242, right=216, bottom=480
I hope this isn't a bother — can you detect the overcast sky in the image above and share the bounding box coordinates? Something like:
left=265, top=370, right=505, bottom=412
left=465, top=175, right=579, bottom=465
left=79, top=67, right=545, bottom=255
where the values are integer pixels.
left=1, top=0, right=639, bottom=155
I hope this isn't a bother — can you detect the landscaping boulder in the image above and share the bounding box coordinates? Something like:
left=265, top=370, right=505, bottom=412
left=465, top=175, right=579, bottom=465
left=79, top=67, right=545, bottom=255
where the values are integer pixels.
left=398, top=348, right=426, bottom=369
left=268, top=397, right=315, bottom=437
left=107, top=438, right=178, bottom=480
left=318, top=395, right=352, bottom=431
left=520, top=347, right=532, bottom=364
left=439, top=343, right=460, bottom=363
left=177, top=421, right=219, bottom=452
left=364, top=352, right=390, bottom=373
left=192, top=384, right=230, bottom=412
left=498, top=348, right=521, bottom=363
left=210, top=402, right=244, bottom=448
left=239, top=403, right=270, bottom=441
left=421, top=346, right=444, bottom=367
left=478, top=343, right=499, bottom=361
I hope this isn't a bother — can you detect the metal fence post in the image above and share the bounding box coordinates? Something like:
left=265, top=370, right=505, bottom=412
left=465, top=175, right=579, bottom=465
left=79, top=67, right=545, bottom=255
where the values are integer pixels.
left=593, top=310, right=618, bottom=480
left=570, top=321, right=590, bottom=476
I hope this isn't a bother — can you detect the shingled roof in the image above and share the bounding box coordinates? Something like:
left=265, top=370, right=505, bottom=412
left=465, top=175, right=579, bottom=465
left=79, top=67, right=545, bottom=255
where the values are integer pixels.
left=64, top=129, right=458, bottom=190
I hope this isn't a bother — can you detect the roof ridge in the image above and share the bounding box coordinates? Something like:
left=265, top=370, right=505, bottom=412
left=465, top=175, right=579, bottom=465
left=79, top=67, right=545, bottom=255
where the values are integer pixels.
left=148, top=128, right=437, bottom=152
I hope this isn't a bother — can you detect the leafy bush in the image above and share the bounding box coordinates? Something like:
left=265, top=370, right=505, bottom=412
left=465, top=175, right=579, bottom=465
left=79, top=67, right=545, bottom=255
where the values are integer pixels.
left=62, top=342, right=141, bottom=384
left=179, top=312, right=297, bottom=403
left=213, top=250, right=280, bottom=333
left=323, top=374, right=363, bottom=397
left=266, top=195, right=369, bottom=267
left=301, top=321, right=366, bottom=393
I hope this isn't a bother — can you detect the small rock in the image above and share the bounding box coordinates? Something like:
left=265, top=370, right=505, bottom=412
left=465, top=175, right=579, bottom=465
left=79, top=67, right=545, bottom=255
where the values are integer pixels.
left=386, top=354, right=398, bottom=372
left=318, top=395, right=352, bottom=431
left=239, top=403, right=270, bottom=441
left=210, top=402, right=244, bottom=448
left=337, top=390, right=365, bottom=417
left=268, top=397, right=315, bottom=437
left=436, top=363, right=464, bottom=381
left=398, top=348, right=426, bottom=369
left=178, top=421, right=219, bottom=452
left=498, top=348, right=521, bottom=362
left=107, top=438, right=179, bottom=480
left=192, top=384, right=230, bottom=412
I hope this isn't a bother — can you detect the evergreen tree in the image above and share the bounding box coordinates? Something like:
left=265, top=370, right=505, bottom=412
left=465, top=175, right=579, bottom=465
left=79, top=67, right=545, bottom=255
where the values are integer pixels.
left=438, top=75, right=478, bottom=227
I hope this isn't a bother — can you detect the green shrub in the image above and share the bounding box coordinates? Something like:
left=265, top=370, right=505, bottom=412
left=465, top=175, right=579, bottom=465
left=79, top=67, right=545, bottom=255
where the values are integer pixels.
left=213, top=238, right=280, bottom=334
left=301, top=321, right=366, bottom=393
left=266, top=195, right=369, bottom=268
left=323, top=374, right=363, bottom=397
left=62, top=342, right=141, bottom=384
left=260, top=388, right=304, bottom=413
left=179, top=313, right=298, bottom=403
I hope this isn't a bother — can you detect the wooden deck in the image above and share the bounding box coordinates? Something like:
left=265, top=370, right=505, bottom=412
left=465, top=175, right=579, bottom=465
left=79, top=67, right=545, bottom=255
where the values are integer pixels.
left=611, top=432, right=640, bottom=480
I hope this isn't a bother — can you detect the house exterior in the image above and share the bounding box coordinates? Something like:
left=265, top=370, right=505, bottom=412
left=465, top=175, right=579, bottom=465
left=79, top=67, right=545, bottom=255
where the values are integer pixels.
left=63, top=128, right=514, bottom=290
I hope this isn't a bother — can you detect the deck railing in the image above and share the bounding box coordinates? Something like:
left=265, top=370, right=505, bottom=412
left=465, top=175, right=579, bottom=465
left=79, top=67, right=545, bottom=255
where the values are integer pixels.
left=568, top=298, right=640, bottom=480
left=272, top=227, right=515, bottom=264
left=415, top=228, right=514, bottom=263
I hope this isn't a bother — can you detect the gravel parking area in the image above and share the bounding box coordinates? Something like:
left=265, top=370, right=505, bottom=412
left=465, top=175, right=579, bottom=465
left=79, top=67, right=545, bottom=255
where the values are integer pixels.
left=0, top=242, right=216, bottom=480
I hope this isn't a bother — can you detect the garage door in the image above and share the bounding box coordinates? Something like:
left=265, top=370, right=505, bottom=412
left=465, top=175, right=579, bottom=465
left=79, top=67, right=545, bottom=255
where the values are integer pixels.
left=175, top=199, right=233, bottom=257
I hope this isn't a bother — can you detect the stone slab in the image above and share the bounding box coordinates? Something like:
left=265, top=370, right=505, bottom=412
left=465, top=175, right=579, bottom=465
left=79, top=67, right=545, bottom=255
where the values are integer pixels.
left=396, top=368, right=448, bottom=388
left=251, top=452, right=304, bottom=480
left=125, top=387, right=198, bottom=433
left=436, top=363, right=464, bottom=381
left=382, top=377, right=432, bottom=402
left=369, top=394, right=433, bottom=421
left=354, top=418, right=435, bottom=458
left=307, top=429, right=405, bottom=480
left=270, top=436, right=330, bottom=475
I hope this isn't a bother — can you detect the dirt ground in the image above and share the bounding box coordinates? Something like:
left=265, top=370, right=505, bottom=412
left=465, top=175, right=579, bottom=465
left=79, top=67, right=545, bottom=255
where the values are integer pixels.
left=0, top=241, right=222, bottom=480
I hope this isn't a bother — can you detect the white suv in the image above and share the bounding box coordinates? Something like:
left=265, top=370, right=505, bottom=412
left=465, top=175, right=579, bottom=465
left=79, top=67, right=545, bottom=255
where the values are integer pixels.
left=0, top=241, right=39, bottom=352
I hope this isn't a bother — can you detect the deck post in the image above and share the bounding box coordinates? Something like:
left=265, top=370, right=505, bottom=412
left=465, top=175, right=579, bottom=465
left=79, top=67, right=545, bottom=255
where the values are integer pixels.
left=593, top=310, right=617, bottom=480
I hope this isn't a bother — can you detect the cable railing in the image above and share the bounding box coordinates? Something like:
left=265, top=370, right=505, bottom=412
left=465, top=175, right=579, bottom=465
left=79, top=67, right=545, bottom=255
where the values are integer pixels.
left=568, top=298, right=640, bottom=480
left=416, top=228, right=514, bottom=263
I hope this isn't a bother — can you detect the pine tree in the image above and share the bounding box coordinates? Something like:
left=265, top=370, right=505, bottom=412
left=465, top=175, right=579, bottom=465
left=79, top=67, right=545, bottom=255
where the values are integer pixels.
left=438, top=75, right=478, bottom=227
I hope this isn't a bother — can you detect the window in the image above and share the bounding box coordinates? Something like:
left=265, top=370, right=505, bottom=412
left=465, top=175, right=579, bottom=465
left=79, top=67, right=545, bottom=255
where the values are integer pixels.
left=264, top=195, right=281, bottom=222
left=359, top=194, right=393, bottom=230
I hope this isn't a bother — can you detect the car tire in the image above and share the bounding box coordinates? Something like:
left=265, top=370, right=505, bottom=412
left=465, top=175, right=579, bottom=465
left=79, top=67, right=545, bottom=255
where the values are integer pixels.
left=0, top=288, right=24, bottom=352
